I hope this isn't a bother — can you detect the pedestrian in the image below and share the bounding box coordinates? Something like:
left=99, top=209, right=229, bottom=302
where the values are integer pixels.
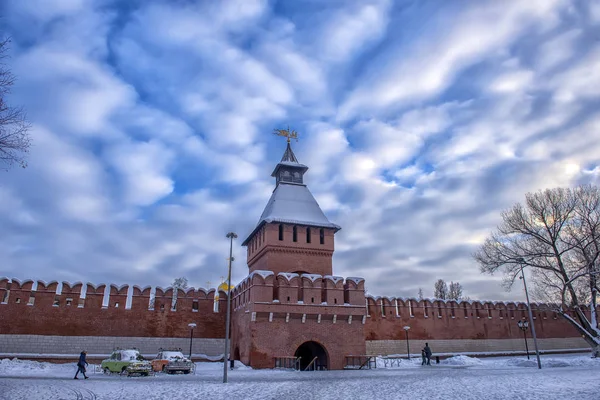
left=424, top=343, right=432, bottom=366
left=421, top=349, right=427, bottom=365
left=74, top=351, right=89, bottom=379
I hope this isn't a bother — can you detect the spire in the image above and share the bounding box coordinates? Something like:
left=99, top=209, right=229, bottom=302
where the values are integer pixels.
left=271, top=141, right=308, bottom=186
left=280, top=142, right=299, bottom=163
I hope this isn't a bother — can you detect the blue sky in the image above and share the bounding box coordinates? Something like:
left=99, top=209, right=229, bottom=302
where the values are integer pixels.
left=1, top=0, right=600, bottom=300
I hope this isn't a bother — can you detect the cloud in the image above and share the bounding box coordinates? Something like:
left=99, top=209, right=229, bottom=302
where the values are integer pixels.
left=338, top=0, right=567, bottom=120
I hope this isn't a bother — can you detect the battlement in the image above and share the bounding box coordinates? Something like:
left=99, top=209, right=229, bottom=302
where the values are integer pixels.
left=231, top=270, right=366, bottom=310
left=363, top=294, right=595, bottom=342
left=0, top=277, right=228, bottom=339
left=364, top=295, right=595, bottom=320
left=0, top=277, right=229, bottom=312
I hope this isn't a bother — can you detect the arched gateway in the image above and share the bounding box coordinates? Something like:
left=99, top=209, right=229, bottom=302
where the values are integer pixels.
left=295, top=341, right=328, bottom=371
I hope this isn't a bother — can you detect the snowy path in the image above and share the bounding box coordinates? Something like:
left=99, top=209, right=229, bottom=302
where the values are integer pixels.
left=1, top=356, right=600, bottom=400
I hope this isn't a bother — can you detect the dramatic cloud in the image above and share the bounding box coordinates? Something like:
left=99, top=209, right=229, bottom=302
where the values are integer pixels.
left=1, top=0, right=599, bottom=301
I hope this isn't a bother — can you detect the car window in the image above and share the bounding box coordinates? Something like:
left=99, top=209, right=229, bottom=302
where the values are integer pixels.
left=116, top=353, right=121, bottom=361
left=110, top=352, right=117, bottom=360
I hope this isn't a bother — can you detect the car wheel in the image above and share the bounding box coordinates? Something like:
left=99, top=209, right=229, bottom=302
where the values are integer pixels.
left=103, top=367, right=110, bottom=375
left=183, top=370, right=190, bottom=375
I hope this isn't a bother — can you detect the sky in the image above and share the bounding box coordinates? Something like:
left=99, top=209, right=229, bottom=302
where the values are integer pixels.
left=1, top=0, right=600, bottom=301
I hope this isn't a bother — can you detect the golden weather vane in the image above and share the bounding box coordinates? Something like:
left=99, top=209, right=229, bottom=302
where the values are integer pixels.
left=273, top=127, right=299, bottom=143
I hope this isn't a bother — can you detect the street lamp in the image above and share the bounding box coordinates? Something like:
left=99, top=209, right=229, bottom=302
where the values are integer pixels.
left=403, top=326, right=411, bottom=360
left=517, top=258, right=542, bottom=369
left=188, top=323, right=196, bottom=360
left=223, top=232, right=237, bottom=384
left=517, top=319, right=529, bottom=360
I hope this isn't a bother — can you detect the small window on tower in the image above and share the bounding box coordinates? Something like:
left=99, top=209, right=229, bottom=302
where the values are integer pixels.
left=279, top=224, right=284, bottom=241
left=306, top=228, right=311, bottom=243
left=293, top=226, right=298, bottom=242
left=320, top=229, right=325, bottom=245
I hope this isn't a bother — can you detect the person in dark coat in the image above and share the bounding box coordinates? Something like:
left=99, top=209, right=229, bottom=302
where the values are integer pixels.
left=424, top=343, right=432, bottom=366
left=421, top=349, right=427, bottom=365
left=74, top=351, right=89, bottom=379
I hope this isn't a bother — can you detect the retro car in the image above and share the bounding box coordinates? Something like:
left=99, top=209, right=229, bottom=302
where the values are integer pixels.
left=151, top=349, right=194, bottom=374
left=101, top=349, right=152, bottom=376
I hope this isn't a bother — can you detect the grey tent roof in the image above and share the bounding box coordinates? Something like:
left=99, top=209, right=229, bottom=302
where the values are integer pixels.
left=280, top=142, right=299, bottom=163
left=242, top=183, right=340, bottom=245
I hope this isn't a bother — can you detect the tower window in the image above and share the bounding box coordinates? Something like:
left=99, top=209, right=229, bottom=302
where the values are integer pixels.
left=319, top=229, right=325, bottom=245
left=293, top=226, right=298, bottom=242
left=306, top=228, right=311, bottom=243
left=279, top=224, right=284, bottom=241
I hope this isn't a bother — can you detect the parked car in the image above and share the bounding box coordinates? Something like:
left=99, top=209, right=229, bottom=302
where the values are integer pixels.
left=101, top=349, right=152, bottom=376
left=151, top=349, right=194, bottom=374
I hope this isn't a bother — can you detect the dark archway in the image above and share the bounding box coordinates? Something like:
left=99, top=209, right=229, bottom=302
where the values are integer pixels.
left=233, top=347, right=240, bottom=361
left=294, top=341, right=328, bottom=371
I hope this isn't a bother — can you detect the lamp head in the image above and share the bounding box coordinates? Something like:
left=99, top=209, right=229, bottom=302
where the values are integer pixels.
left=188, top=323, right=197, bottom=329
left=403, top=326, right=410, bottom=331
left=226, top=232, right=238, bottom=239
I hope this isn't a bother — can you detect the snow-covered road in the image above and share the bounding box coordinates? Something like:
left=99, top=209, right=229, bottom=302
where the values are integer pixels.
left=1, top=355, right=599, bottom=400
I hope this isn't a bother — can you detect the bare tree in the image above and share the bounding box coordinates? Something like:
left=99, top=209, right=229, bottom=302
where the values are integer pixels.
left=417, top=288, right=424, bottom=300
left=0, top=38, right=30, bottom=170
left=172, top=277, right=189, bottom=290
left=171, top=277, right=188, bottom=310
left=474, top=185, right=600, bottom=356
left=448, top=281, right=463, bottom=301
left=434, top=279, right=448, bottom=299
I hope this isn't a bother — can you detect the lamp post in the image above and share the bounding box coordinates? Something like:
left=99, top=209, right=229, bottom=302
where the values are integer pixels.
left=223, top=232, right=237, bottom=384
left=403, top=326, right=411, bottom=360
left=188, top=323, right=196, bottom=360
left=517, top=320, right=530, bottom=360
left=517, top=258, right=542, bottom=369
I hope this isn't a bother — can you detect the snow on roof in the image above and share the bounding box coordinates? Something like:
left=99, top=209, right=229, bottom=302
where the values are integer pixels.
left=301, top=274, right=322, bottom=282
left=346, top=277, right=365, bottom=285
left=277, top=272, right=299, bottom=281
left=249, top=270, right=275, bottom=280
left=243, top=183, right=340, bottom=245
left=323, top=275, right=344, bottom=284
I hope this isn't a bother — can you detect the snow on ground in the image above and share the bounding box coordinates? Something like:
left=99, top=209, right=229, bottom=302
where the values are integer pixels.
left=0, top=355, right=599, bottom=400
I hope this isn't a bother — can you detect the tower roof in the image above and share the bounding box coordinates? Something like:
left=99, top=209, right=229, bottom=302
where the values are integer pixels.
left=242, top=140, right=340, bottom=246
left=270, top=142, right=308, bottom=180
left=280, top=142, right=299, bottom=163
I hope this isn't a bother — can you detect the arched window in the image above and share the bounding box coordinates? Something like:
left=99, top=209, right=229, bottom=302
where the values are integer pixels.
left=279, top=224, right=284, bottom=241
left=306, top=227, right=311, bottom=243
left=293, top=226, right=298, bottom=242
left=319, top=228, right=325, bottom=245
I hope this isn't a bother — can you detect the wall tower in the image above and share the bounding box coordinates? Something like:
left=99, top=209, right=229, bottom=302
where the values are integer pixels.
left=241, top=141, right=340, bottom=276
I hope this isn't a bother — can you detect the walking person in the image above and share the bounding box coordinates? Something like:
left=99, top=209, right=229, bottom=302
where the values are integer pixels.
left=424, top=343, right=432, bottom=366
left=74, top=351, right=89, bottom=379
left=421, top=349, right=427, bottom=365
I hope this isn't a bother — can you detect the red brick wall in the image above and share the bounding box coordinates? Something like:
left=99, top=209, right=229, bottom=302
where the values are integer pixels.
left=363, top=297, right=591, bottom=341
left=248, top=313, right=365, bottom=370
left=0, top=279, right=227, bottom=339
left=246, top=223, right=335, bottom=276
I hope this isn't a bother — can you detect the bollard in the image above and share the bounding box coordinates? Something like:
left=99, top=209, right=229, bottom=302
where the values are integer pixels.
left=436, top=356, right=440, bottom=364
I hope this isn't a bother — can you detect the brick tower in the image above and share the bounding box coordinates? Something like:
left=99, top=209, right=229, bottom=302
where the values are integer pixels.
left=231, top=137, right=367, bottom=370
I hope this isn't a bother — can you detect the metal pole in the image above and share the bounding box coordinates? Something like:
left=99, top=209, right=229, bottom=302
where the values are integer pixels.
left=189, top=327, right=193, bottom=360
left=405, top=331, right=410, bottom=360
left=521, top=266, right=542, bottom=369
left=523, top=329, right=530, bottom=360
left=223, top=232, right=237, bottom=383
